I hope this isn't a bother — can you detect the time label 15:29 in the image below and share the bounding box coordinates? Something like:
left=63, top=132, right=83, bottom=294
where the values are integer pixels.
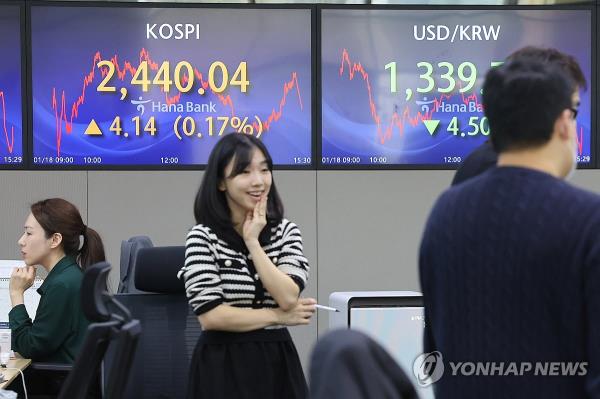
left=3, top=156, right=22, bottom=164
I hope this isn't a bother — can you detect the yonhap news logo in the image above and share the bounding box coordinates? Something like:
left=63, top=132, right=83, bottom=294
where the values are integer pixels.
left=413, top=351, right=444, bottom=387
left=413, top=351, right=588, bottom=387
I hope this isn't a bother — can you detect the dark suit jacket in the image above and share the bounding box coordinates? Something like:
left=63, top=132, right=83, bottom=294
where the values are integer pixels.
left=451, top=140, right=497, bottom=186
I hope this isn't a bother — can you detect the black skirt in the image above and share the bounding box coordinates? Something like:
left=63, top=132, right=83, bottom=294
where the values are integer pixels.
left=186, top=327, right=308, bottom=399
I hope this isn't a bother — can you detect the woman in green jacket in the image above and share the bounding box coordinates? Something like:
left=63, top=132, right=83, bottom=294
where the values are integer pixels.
left=9, top=198, right=105, bottom=395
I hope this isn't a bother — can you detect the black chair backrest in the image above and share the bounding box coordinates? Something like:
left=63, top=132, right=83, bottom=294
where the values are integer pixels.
left=102, top=246, right=194, bottom=398
left=58, top=262, right=142, bottom=399
left=80, top=261, right=112, bottom=322
left=104, top=319, right=142, bottom=399
left=58, top=320, right=120, bottom=399
left=33, top=262, right=115, bottom=393
left=103, top=294, right=201, bottom=399
left=134, top=246, right=185, bottom=294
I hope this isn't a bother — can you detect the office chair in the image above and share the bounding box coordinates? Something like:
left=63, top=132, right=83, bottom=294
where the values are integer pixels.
left=117, top=236, right=154, bottom=293
left=309, top=329, right=419, bottom=399
left=55, top=262, right=141, bottom=399
left=102, top=320, right=142, bottom=399
left=104, top=246, right=201, bottom=399
left=133, top=246, right=185, bottom=294
left=27, top=262, right=115, bottom=396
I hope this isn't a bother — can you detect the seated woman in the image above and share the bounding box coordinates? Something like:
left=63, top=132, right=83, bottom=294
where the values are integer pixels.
left=178, top=133, right=316, bottom=399
left=8, top=198, right=105, bottom=395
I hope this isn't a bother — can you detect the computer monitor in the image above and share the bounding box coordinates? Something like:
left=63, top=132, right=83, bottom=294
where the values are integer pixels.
left=0, top=260, right=42, bottom=327
left=329, top=291, right=431, bottom=399
left=0, top=260, right=43, bottom=354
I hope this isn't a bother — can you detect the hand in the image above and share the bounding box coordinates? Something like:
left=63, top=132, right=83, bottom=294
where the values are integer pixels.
left=275, top=297, right=316, bottom=326
left=9, top=266, right=35, bottom=295
left=243, top=195, right=268, bottom=244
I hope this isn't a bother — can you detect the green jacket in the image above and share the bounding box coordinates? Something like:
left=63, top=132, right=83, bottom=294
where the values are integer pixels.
left=9, top=256, right=90, bottom=363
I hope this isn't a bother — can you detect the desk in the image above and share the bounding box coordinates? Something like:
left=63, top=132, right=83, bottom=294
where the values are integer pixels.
left=0, top=358, right=31, bottom=390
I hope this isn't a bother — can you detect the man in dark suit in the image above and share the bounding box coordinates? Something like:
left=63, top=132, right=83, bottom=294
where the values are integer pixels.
left=420, top=48, right=598, bottom=398
left=451, top=47, right=587, bottom=186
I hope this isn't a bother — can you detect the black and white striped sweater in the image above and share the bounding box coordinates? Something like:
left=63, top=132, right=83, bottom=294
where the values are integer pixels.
left=178, top=219, right=309, bottom=316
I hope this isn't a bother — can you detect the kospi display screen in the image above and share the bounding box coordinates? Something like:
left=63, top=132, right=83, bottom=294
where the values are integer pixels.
left=0, top=4, right=24, bottom=167
left=321, top=8, right=593, bottom=168
left=30, top=5, right=312, bottom=167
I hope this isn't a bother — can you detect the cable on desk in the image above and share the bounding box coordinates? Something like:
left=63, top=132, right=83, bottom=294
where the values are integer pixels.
left=2, top=367, right=27, bottom=399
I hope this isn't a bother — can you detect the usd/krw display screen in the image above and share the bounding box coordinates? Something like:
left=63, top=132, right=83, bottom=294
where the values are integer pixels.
left=321, top=8, right=592, bottom=167
left=0, top=5, right=24, bottom=166
left=31, top=5, right=312, bottom=167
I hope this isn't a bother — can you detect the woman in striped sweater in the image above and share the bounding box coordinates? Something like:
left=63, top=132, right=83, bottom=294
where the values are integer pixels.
left=178, top=133, right=316, bottom=399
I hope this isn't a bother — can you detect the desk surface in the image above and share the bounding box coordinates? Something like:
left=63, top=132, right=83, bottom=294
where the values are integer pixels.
left=0, top=358, right=31, bottom=390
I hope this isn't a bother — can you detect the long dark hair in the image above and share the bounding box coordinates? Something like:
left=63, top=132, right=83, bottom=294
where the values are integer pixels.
left=31, top=198, right=106, bottom=270
left=193, top=133, right=284, bottom=246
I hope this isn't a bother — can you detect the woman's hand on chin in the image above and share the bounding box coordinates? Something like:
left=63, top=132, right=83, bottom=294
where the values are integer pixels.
left=9, top=266, right=35, bottom=295
left=243, top=195, right=268, bottom=244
